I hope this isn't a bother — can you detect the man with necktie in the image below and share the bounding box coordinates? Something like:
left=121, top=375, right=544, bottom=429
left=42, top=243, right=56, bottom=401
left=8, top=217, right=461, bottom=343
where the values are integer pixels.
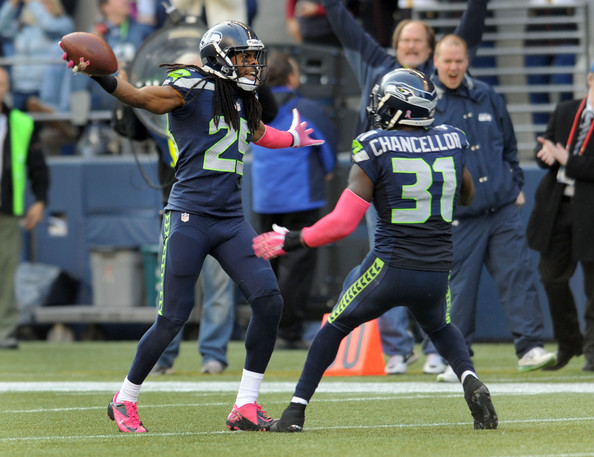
left=527, top=63, right=594, bottom=372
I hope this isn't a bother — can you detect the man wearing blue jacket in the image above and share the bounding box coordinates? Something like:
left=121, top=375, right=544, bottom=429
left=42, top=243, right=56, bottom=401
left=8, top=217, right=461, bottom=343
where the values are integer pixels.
left=251, top=51, right=337, bottom=349
left=429, top=35, right=555, bottom=381
left=320, top=0, right=488, bottom=375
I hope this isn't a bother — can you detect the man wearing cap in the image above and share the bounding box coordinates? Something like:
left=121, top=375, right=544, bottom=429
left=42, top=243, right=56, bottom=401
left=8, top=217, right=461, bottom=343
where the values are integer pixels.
left=526, top=63, right=594, bottom=372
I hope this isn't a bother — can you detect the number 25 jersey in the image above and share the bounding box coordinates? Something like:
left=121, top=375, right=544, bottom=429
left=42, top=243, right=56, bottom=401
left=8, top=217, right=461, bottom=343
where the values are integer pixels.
left=163, top=68, right=251, bottom=218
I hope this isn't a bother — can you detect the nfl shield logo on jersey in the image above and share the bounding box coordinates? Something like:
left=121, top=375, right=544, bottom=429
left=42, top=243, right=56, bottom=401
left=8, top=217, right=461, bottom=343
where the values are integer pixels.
left=181, top=212, right=189, bottom=222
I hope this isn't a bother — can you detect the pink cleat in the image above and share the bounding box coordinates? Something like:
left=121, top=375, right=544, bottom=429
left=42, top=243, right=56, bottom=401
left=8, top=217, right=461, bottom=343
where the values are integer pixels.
left=226, top=402, right=274, bottom=431
left=107, top=392, right=148, bottom=433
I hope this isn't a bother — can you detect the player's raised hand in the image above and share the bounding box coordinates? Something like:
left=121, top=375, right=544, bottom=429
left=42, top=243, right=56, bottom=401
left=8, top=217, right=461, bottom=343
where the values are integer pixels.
left=288, top=108, right=325, bottom=147
left=253, top=224, right=290, bottom=260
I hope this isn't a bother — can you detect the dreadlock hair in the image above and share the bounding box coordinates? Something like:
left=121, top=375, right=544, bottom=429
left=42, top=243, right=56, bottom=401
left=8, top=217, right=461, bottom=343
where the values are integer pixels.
left=160, top=63, right=262, bottom=133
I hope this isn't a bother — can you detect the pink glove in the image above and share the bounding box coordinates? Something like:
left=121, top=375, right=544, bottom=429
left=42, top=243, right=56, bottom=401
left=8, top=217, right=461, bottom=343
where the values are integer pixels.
left=59, top=42, right=81, bottom=74
left=252, top=224, right=289, bottom=260
left=58, top=41, right=84, bottom=74
left=288, top=108, right=325, bottom=148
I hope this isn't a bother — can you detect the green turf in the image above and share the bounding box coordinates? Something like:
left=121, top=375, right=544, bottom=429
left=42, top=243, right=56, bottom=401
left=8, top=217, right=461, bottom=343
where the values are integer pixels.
left=1, top=341, right=593, bottom=457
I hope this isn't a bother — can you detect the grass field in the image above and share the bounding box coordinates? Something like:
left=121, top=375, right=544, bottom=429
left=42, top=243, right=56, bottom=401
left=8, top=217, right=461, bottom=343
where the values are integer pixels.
left=2, top=340, right=594, bottom=457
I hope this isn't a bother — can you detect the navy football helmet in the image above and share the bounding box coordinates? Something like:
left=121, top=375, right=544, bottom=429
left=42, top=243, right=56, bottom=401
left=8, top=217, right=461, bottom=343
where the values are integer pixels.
left=199, top=20, right=268, bottom=91
left=367, top=68, right=436, bottom=129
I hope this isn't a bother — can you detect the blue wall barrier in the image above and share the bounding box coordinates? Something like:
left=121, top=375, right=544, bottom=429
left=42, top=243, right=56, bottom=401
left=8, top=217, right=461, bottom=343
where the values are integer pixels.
left=29, top=156, right=587, bottom=341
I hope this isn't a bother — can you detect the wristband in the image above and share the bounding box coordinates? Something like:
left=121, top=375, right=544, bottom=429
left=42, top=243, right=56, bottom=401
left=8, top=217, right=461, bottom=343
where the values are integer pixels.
left=283, top=230, right=305, bottom=251
left=91, top=75, right=118, bottom=94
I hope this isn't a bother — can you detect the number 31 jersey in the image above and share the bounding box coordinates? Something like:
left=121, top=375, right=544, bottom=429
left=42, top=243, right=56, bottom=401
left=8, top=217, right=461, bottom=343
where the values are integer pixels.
left=353, top=124, right=469, bottom=272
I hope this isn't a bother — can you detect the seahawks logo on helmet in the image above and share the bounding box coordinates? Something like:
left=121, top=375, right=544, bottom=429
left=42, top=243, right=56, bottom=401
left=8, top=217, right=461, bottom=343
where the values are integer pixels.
left=368, top=68, right=437, bottom=130
left=199, top=30, right=223, bottom=49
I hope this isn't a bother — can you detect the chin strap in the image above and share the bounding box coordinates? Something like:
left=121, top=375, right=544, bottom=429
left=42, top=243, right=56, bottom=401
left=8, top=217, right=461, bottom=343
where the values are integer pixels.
left=237, top=77, right=259, bottom=91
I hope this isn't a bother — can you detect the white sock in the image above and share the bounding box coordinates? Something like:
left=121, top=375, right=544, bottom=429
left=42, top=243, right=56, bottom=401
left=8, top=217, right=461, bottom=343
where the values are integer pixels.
left=460, top=370, right=478, bottom=384
left=116, top=377, right=142, bottom=403
left=235, top=369, right=264, bottom=407
left=291, top=396, right=308, bottom=405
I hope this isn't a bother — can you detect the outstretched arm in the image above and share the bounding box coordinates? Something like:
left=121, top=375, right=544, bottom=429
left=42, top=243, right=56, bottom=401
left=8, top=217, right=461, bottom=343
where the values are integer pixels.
left=86, top=74, right=184, bottom=114
left=253, top=165, right=371, bottom=260
left=321, top=0, right=394, bottom=87
left=455, top=0, right=489, bottom=58
left=62, top=47, right=184, bottom=114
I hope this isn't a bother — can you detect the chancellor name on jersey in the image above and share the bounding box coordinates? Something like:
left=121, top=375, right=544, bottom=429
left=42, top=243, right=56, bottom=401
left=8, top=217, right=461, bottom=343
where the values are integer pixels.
left=354, top=125, right=464, bottom=160
left=353, top=124, right=469, bottom=272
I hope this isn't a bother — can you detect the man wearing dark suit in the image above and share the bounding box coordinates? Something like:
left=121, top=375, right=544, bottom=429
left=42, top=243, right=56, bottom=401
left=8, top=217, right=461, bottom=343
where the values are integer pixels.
left=526, top=64, right=594, bottom=372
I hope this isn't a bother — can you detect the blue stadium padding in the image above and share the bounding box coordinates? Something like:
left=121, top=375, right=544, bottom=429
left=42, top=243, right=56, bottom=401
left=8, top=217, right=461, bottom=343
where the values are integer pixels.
left=28, top=157, right=586, bottom=341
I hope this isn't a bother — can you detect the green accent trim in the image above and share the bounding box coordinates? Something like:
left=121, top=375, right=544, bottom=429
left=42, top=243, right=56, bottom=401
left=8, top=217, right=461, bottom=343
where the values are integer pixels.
left=9, top=109, right=34, bottom=216
left=158, top=212, right=171, bottom=316
left=329, top=257, right=385, bottom=323
left=166, top=114, right=178, bottom=167
left=445, top=272, right=452, bottom=324
left=119, top=19, right=130, bottom=41
left=352, top=139, right=363, bottom=155
left=167, top=69, right=191, bottom=81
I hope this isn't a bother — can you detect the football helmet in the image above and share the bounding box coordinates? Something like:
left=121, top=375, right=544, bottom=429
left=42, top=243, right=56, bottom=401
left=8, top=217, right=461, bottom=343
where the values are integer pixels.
left=367, top=68, right=436, bottom=129
left=199, top=20, right=268, bottom=91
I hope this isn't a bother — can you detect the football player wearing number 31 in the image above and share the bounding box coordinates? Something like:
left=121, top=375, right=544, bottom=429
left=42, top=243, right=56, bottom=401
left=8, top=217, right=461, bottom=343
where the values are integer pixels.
left=253, top=68, right=498, bottom=432
left=62, top=20, right=323, bottom=434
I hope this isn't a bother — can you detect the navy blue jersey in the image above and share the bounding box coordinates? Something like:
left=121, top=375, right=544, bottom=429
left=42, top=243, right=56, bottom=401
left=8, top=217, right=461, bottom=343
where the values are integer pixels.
left=163, top=68, right=252, bottom=217
left=353, top=124, right=469, bottom=271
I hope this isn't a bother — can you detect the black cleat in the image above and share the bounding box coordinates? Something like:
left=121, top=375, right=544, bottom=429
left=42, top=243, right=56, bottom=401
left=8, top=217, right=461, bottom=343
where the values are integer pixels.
left=543, top=347, right=583, bottom=371
left=269, top=403, right=305, bottom=433
left=463, top=376, right=498, bottom=430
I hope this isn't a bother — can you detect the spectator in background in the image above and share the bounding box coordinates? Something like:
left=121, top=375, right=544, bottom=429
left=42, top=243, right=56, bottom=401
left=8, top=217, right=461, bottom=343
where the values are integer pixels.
left=428, top=35, right=555, bottom=382
left=86, top=0, right=155, bottom=110
left=319, top=0, right=488, bottom=375
left=524, top=0, right=578, bottom=134
left=0, top=66, right=49, bottom=349
left=68, top=0, right=154, bottom=157
left=130, top=0, right=158, bottom=25
left=0, top=0, right=16, bottom=58
left=526, top=63, right=594, bottom=372
left=286, top=0, right=344, bottom=47
left=354, top=0, right=399, bottom=48
left=171, top=0, right=247, bottom=25
left=0, top=0, right=74, bottom=111
left=251, top=51, right=337, bottom=349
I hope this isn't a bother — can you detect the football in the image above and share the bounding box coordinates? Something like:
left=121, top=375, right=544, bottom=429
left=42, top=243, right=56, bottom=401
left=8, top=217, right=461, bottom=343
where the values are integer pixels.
left=59, top=32, right=118, bottom=76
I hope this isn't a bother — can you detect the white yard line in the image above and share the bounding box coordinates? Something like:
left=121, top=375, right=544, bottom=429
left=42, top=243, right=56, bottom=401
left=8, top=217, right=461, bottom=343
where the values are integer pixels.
left=1, top=381, right=594, bottom=394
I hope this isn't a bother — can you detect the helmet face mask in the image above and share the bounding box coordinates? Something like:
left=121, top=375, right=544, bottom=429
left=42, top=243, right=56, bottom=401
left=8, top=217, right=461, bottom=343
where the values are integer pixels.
left=367, top=68, right=437, bottom=129
left=199, top=21, right=268, bottom=91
